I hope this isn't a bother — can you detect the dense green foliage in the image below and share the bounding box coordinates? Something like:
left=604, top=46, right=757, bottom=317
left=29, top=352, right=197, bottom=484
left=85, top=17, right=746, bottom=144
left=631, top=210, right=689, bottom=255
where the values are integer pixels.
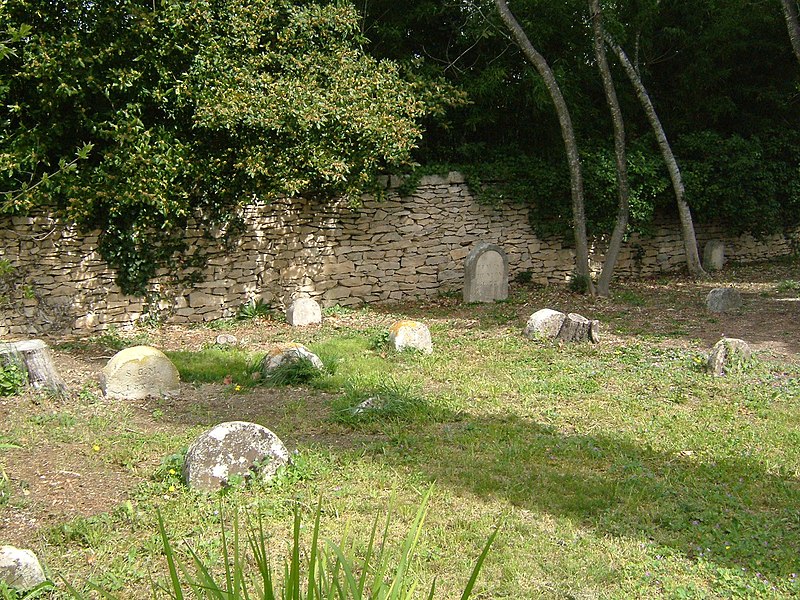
left=363, top=0, right=800, bottom=237
left=0, top=0, right=450, bottom=293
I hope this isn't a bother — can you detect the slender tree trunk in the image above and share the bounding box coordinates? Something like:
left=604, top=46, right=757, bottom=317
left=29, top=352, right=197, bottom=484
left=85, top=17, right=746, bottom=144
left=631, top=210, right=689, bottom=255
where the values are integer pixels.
left=494, top=0, right=595, bottom=295
left=780, top=0, right=800, bottom=65
left=604, top=32, right=707, bottom=278
left=590, top=0, right=629, bottom=297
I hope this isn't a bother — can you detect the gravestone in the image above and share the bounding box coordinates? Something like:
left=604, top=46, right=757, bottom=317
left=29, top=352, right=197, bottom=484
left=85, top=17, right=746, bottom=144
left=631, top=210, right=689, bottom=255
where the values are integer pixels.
left=706, top=287, right=743, bottom=313
left=703, top=240, right=725, bottom=272
left=100, top=346, right=180, bottom=400
left=0, top=546, right=46, bottom=591
left=523, top=309, right=567, bottom=340
left=259, top=343, right=324, bottom=374
left=388, top=320, right=433, bottom=354
left=523, top=309, right=599, bottom=343
left=182, top=421, right=290, bottom=492
left=707, top=338, right=751, bottom=376
left=286, top=297, right=322, bottom=327
left=463, top=242, right=508, bottom=303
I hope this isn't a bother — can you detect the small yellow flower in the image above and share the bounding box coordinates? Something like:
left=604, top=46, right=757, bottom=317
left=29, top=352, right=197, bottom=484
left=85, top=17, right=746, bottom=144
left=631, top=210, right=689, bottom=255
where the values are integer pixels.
left=234, top=385, right=242, bottom=392
left=168, top=469, right=176, bottom=476
left=168, top=485, right=176, bottom=493
left=92, top=444, right=101, bottom=452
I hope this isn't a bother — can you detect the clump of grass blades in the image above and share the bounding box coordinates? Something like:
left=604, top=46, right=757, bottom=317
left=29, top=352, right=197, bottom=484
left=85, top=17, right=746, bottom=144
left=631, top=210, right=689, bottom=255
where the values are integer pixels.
left=332, top=377, right=435, bottom=424
left=66, top=489, right=497, bottom=599
left=266, top=356, right=332, bottom=387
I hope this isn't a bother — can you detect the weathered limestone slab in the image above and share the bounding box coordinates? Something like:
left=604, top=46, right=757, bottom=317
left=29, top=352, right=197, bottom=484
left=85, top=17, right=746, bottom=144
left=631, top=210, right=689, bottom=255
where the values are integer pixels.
left=703, top=240, right=725, bottom=271
left=100, top=346, right=180, bottom=400
left=182, top=421, right=290, bottom=491
left=463, top=242, right=508, bottom=303
left=558, top=313, right=600, bottom=343
left=389, top=320, right=433, bottom=354
left=286, top=297, right=322, bottom=327
left=706, top=287, right=743, bottom=312
left=0, top=546, right=46, bottom=591
left=707, top=338, right=751, bottom=376
left=523, top=309, right=599, bottom=343
left=260, top=343, right=324, bottom=373
left=523, top=309, right=567, bottom=339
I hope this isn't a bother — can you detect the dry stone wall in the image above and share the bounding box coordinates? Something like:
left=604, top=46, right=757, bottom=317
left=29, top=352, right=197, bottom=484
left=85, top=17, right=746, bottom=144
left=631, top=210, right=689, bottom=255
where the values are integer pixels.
left=1, top=172, right=798, bottom=336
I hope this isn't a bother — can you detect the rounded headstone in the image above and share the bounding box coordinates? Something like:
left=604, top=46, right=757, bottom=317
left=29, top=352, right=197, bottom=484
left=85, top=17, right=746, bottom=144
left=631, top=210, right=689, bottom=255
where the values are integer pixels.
left=0, top=546, right=46, bottom=591
left=286, top=298, right=322, bottom=327
left=389, top=320, right=433, bottom=354
left=463, top=242, right=509, bottom=303
left=707, top=338, right=751, bottom=376
left=703, top=240, right=726, bottom=272
left=524, top=309, right=567, bottom=340
left=260, top=343, right=324, bottom=374
left=100, top=346, right=180, bottom=400
left=706, top=288, right=743, bottom=313
left=182, top=421, right=290, bottom=491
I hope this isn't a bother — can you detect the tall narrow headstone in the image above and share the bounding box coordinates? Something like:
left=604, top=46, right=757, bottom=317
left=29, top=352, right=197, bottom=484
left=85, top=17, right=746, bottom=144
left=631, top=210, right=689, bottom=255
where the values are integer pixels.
left=463, top=242, right=508, bottom=303
left=703, top=240, right=725, bottom=272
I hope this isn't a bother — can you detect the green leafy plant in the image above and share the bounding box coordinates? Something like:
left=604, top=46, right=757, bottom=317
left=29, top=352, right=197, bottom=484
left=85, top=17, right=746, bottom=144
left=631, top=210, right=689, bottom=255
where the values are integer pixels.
left=236, top=298, right=273, bottom=321
left=776, top=279, right=800, bottom=293
left=65, top=489, right=498, bottom=599
left=568, top=273, right=591, bottom=295
left=0, top=363, right=27, bottom=396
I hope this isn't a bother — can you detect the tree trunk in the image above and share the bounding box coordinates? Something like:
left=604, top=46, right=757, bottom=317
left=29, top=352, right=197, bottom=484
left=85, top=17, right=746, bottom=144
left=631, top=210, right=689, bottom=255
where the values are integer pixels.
left=604, top=32, right=707, bottom=279
left=590, top=0, right=630, bottom=297
left=494, top=0, right=595, bottom=295
left=780, top=0, right=800, bottom=65
left=0, top=339, right=67, bottom=397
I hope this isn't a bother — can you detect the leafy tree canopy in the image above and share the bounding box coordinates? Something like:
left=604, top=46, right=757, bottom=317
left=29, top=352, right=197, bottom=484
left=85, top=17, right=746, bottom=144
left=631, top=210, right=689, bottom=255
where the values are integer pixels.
left=0, top=0, right=457, bottom=293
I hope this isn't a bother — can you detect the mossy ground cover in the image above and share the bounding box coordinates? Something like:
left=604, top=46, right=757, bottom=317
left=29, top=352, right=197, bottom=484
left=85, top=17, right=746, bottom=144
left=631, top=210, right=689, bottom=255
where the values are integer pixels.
left=1, top=258, right=799, bottom=598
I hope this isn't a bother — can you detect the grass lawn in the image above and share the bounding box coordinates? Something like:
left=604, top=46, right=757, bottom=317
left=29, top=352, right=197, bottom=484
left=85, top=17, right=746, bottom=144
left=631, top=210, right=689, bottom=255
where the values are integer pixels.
left=1, top=259, right=799, bottom=598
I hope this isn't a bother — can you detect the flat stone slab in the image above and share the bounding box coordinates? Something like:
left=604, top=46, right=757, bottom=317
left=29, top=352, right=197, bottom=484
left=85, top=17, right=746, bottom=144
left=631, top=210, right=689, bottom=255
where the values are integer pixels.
left=100, top=346, right=180, bottom=400
left=0, top=546, right=46, bottom=591
left=286, top=298, right=322, bottom=327
left=389, top=320, right=433, bottom=354
left=260, top=343, right=324, bottom=373
left=183, top=421, right=290, bottom=492
left=707, top=338, right=752, bottom=376
left=463, top=242, right=508, bottom=303
left=706, top=287, right=743, bottom=312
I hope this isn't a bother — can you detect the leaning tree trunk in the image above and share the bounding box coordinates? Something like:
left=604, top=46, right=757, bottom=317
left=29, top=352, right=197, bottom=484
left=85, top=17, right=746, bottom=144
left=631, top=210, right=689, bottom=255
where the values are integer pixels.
left=494, top=0, right=595, bottom=295
left=780, top=0, right=800, bottom=65
left=604, top=33, right=708, bottom=279
left=590, top=0, right=630, bottom=297
left=0, top=339, right=67, bottom=397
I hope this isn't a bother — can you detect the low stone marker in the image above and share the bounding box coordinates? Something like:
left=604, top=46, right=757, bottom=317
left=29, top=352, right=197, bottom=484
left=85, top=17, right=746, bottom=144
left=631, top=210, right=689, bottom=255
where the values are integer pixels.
left=260, top=343, right=324, bottom=374
left=388, top=320, right=433, bottom=354
left=100, top=346, right=180, bottom=400
left=182, top=421, right=290, bottom=492
left=706, top=287, right=743, bottom=313
left=463, top=242, right=508, bottom=303
left=286, top=297, right=322, bottom=327
left=703, top=240, right=725, bottom=271
left=0, top=546, right=46, bottom=591
left=524, top=309, right=599, bottom=343
left=215, top=333, right=238, bottom=346
left=707, top=338, right=751, bottom=376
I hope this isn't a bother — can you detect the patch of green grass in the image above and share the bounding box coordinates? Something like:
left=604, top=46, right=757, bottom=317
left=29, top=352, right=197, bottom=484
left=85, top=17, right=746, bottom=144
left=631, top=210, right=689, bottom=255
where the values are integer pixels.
left=166, top=346, right=260, bottom=386
left=775, top=279, right=800, bottom=293
left=614, top=289, right=647, bottom=306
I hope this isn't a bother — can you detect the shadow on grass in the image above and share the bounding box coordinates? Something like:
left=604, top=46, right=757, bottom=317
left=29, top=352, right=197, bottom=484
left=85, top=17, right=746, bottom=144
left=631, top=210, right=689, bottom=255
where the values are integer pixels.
left=366, top=414, right=800, bottom=579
